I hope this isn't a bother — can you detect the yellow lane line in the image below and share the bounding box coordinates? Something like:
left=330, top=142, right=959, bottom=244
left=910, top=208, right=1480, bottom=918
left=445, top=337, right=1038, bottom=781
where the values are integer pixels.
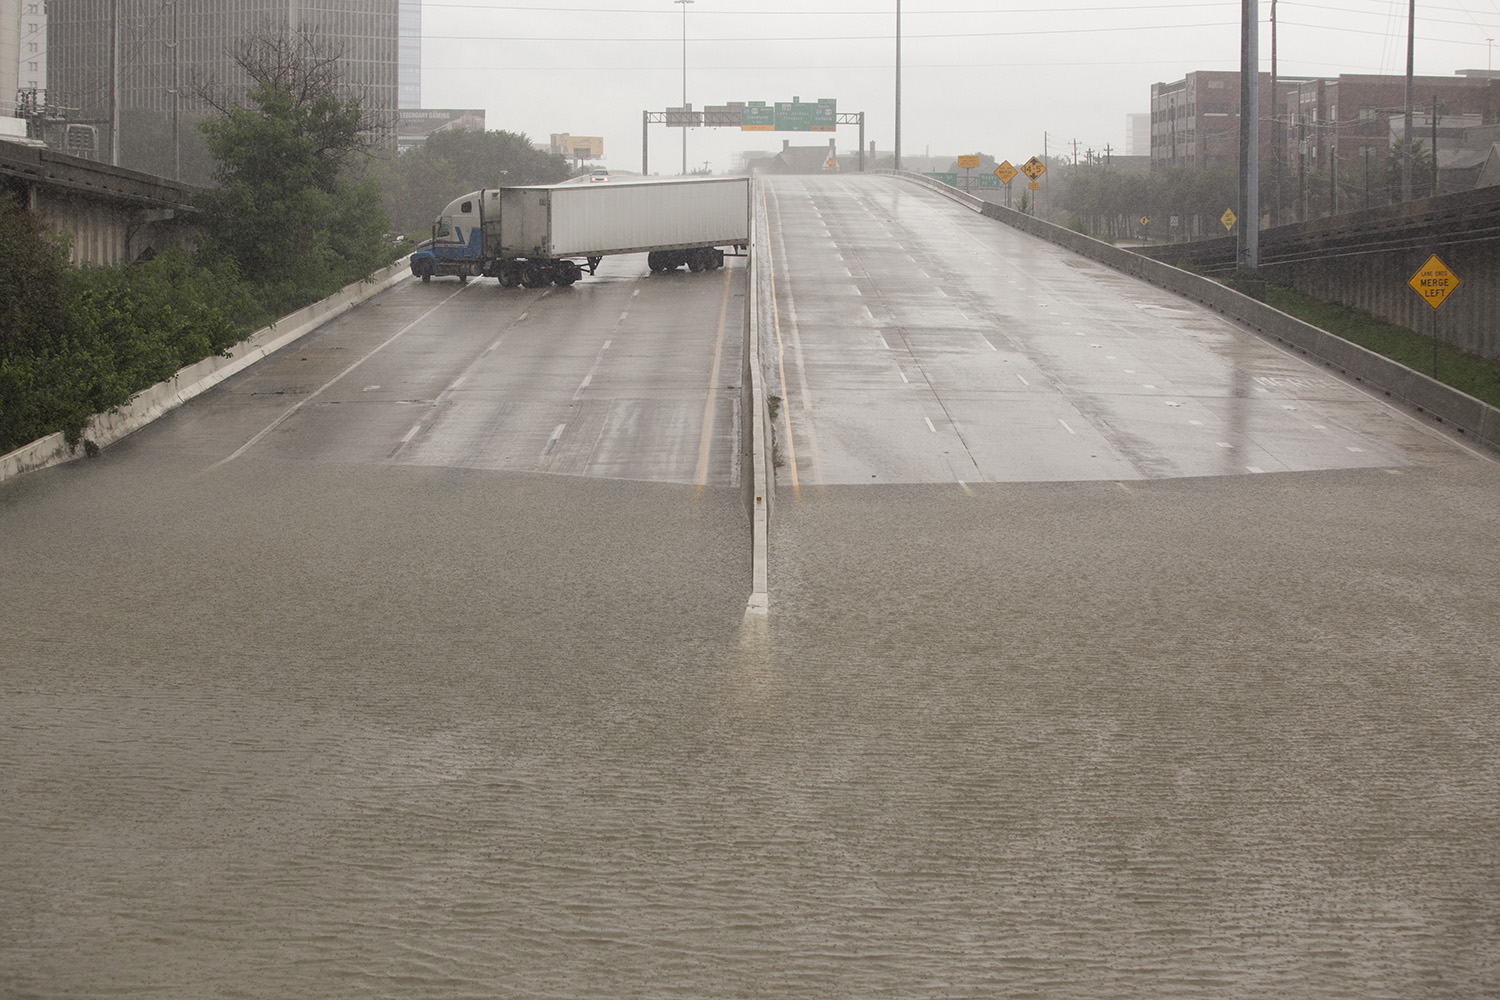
left=694, top=261, right=735, bottom=491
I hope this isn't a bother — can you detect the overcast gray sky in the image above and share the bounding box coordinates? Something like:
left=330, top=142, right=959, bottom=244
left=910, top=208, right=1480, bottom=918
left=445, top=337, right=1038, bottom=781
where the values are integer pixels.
left=419, top=1, right=1500, bottom=173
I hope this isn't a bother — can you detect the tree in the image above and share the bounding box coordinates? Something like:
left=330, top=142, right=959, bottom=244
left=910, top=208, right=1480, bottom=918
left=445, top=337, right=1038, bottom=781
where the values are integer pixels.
left=0, top=198, right=255, bottom=452
left=0, top=193, right=75, bottom=450
left=1384, top=139, right=1436, bottom=204
left=195, top=29, right=390, bottom=314
left=364, top=129, right=573, bottom=237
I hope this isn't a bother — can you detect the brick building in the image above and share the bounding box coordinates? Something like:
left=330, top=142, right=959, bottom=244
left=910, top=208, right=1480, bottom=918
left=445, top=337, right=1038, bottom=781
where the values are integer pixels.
left=1152, top=69, right=1500, bottom=178
left=1284, top=72, right=1500, bottom=176
left=1150, top=71, right=1312, bottom=172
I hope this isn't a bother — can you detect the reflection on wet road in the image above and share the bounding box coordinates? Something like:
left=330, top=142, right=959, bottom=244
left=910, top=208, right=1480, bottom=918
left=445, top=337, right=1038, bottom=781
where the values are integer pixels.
left=761, top=175, right=1459, bottom=485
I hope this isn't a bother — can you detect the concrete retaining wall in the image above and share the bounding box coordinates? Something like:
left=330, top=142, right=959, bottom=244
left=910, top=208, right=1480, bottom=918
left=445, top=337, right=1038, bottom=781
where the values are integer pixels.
left=1136, top=185, right=1500, bottom=361
left=1, top=257, right=414, bottom=482
left=893, top=170, right=1500, bottom=455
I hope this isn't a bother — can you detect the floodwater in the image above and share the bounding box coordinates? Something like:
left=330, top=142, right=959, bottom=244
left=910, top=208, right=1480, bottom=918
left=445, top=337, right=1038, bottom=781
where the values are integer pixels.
left=4, top=441, right=1499, bottom=998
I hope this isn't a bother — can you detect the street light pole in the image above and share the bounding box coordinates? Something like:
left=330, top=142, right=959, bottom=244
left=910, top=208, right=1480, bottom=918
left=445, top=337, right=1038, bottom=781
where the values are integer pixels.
left=675, top=0, right=693, bottom=175
left=894, top=0, right=902, bottom=172
left=1402, top=0, right=1414, bottom=201
left=1238, top=0, right=1259, bottom=270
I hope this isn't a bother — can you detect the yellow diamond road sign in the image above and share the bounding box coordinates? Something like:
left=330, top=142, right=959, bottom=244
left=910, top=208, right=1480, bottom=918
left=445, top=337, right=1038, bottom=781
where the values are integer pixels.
left=1221, top=208, right=1237, bottom=231
left=1021, top=156, right=1046, bottom=180
left=1409, top=254, right=1460, bottom=310
left=994, top=161, right=1018, bottom=184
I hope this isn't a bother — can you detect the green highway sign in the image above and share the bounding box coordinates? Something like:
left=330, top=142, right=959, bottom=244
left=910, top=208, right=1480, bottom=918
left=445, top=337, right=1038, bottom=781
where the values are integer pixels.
left=771, top=98, right=837, bottom=132
left=741, top=102, right=775, bottom=131
left=811, top=98, right=837, bottom=132
left=734, top=98, right=838, bottom=132
left=923, top=172, right=959, bottom=187
left=775, top=101, right=812, bottom=131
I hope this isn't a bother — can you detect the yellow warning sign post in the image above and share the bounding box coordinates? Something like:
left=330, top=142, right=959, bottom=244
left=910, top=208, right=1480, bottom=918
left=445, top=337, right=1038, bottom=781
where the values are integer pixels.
left=1408, top=254, right=1460, bottom=310
left=1407, top=254, right=1461, bottom=377
left=1016, top=157, right=1046, bottom=208
left=993, top=160, right=1019, bottom=208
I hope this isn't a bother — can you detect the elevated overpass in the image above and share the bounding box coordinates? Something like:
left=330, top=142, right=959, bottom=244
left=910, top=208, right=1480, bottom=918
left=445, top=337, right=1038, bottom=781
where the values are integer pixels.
left=2, top=171, right=1498, bottom=998
left=0, top=139, right=198, bottom=264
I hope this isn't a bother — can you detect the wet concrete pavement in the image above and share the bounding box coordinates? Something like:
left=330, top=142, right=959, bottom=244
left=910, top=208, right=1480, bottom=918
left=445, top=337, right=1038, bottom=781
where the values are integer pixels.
left=760, top=176, right=1455, bottom=485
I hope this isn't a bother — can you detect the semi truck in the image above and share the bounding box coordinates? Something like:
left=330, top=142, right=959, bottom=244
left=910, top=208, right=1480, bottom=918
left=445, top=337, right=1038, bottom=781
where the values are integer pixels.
left=409, top=176, right=749, bottom=287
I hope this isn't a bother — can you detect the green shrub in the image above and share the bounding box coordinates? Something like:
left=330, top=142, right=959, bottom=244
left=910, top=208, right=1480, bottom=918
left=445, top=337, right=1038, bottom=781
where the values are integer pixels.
left=0, top=228, right=259, bottom=454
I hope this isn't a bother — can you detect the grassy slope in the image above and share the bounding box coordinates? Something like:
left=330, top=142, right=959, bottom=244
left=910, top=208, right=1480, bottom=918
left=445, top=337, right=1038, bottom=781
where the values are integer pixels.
left=1261, top=283, right=1500, bottom=410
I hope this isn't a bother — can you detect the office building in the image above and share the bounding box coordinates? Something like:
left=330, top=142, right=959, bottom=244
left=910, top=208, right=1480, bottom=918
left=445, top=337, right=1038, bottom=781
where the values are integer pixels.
left=48, top=1, right=398, bottom=177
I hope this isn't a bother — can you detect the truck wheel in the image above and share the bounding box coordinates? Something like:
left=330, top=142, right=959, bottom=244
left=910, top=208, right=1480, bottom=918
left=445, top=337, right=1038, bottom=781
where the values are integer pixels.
left=554, top=261, right=582, bottom=286
left=415, top=260, right=432, bottom=283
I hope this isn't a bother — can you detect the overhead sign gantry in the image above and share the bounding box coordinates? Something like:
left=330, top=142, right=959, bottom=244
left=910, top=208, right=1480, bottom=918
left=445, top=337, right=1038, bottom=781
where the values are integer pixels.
left=642, top=98, right=866, bottom=175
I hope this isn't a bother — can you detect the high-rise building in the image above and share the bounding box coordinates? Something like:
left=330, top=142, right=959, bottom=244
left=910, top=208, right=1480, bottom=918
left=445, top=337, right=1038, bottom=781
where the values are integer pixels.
left=1125, top=113, right=1150, bottom=157
left=398, top=0, right=419, bottom=109
left=0, top=0, right=18, bottom=118
left=47, top=1, right=398, bottom=178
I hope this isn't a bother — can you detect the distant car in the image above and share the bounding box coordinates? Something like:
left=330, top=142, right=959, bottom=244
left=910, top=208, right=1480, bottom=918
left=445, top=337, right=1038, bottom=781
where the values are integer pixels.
left=590, top=168, right=610, bottom=183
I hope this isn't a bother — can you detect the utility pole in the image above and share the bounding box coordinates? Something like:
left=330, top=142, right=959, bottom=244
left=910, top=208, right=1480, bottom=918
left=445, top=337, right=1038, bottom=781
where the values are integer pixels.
left=1402, top=0, right=1415, bottom=201
left=1432, top=93, right=1439, bottom=197
left=1238, top=0, right=1259, bottom=270
left=1270, top=0, right=1280, bottom=226
left=110, top=0, right=121, bottom=166
left=169, top=0, right=180, bottom=180
left=1329, top=139, right=1336, bottom=215
left=675, top=0, right=693, bottom=176
left=1299, top=117, right=1307, bottom=221
left=894, top=0, right=902, bottom=171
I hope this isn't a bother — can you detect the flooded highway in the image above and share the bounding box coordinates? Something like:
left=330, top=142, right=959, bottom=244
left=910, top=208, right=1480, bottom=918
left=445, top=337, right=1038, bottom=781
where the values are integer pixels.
left=3, top=186, right=1499, bottom=998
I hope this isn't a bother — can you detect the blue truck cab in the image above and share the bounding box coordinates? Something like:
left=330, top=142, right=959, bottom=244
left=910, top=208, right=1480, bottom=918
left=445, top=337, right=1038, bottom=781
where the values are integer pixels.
left=409, top=190, right=490, bottom=283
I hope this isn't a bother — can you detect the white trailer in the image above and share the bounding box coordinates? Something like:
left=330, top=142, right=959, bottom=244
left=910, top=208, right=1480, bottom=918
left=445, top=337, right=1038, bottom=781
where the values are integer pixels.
left=410, top=177, right=749, bottom=287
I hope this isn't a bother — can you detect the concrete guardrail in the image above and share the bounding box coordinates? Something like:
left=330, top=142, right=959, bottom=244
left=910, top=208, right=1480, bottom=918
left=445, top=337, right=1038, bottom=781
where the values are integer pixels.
left=744, top=176, right=772, bottom=614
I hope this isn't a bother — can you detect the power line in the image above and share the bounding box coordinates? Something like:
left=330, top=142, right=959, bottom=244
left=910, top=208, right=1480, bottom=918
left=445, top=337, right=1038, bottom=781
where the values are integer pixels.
left=422, top=21, right=1239, bottom=43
